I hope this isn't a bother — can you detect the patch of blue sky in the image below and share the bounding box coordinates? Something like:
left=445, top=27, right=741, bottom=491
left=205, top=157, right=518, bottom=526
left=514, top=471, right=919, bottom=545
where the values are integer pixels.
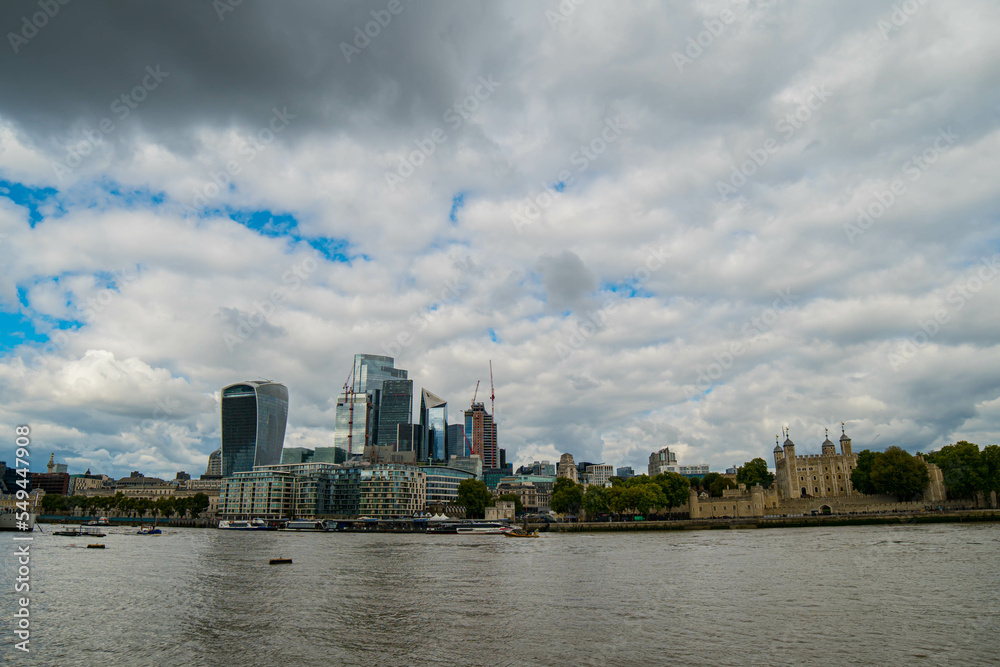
left=0, top=179, right=60, bottom=226
left=96, top=180, right=167, bottom=209
left=449, top=192, right=466, bottom=223
left=551, top=180, right=566, bottom=192
left=0, top=310, right=82, bottom=354
left=226, top=208, right=362, bottom=264
left=488, top=328, right=499, bottom=343
left=601, top=281, right=653, bottom=298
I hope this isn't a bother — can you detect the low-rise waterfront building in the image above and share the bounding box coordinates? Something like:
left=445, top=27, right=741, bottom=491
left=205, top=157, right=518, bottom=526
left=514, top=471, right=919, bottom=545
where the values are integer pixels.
left=358, top=465, right=426, bottom=518
left=420, top=465, right=476, bottom=506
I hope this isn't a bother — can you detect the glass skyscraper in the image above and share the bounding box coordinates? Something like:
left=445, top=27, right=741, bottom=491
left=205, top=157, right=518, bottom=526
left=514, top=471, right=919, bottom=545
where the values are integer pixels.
left=335, top=354, right=408, bottom=455
left=376, top=379, right=413, bottom=449
left=446, top=423, right=468, bottom=459
left=220, top=381, right=289, bottom=477
left=420, top=389, right=447, bottom=462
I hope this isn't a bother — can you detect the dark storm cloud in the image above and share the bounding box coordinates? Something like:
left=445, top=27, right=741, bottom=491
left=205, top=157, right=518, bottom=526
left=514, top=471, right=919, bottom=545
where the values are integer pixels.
left=0, top=0, right=510, bottom=152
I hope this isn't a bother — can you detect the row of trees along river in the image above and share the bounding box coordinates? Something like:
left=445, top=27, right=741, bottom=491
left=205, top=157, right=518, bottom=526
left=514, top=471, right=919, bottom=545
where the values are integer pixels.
left=455, top=441, right=1000, bottom=519
left=40, top=491, right=211, bottom=519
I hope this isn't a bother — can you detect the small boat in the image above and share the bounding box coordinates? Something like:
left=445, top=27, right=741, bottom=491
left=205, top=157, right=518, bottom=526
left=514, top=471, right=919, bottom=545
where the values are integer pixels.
left=218, top=518, right=269, bottom=530
left=269, top=558, right=293, bottom=564
left=279, top=520, right=327, bottom=532
left=429, top=521, right=511, bottom=535
left=53, top=526, right=106, bottom=538
left=86, top=517, right=111, bottom=526
left=87, top=543, right=105, bottom=549
left=137, top=526, right=162, bottom=535
left=503, top=528, right=540, bottom=538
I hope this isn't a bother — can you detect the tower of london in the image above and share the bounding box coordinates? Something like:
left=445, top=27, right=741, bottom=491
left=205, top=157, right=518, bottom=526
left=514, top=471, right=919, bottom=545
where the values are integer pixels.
left=774, top=424, right=857, bottom=499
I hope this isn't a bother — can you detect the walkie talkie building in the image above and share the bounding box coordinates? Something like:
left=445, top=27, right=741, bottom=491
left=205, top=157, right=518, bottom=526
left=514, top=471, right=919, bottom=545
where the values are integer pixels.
left=220, top=380, right=289, bottom=477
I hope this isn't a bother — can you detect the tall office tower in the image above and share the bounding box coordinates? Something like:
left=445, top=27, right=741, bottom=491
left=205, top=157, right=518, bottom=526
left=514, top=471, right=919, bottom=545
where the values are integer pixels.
left=206, top=448, right=222, bottom=476
left=420, top=389, right=448, bottom=462
left=352, top=354, right=408, bottom=394
left=396, top=423, right=421, bottom=454
left=376, top=379, right=413, bottom=449
left=464, top=402, right=498, bottom=469
left=335, top=354, right=408, bottom=454
left=220, top=381, right=289, bottom=477
left=499, top=448, right=507, bottom=470
left=334, top=392, right=373, bottom=456
left=446, top=423, right=469, bottom=459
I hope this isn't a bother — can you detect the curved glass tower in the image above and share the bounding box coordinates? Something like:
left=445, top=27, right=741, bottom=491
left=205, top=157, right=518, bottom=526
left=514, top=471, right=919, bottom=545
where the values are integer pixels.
left=221, top=381, right=289, bottom=477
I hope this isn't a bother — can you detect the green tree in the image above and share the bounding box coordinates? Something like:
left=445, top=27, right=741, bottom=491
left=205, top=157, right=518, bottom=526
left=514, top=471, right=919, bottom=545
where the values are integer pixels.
left=623, top=483, right=666, bottom=516
left=456, top=479, right=493, bottom=519
left=41, top=494, right=67, bottom=513
left=190, top=493, right=210, bottom=516
left=700, top=472, right=723, bottom=492
left=850, top=450, right=879, bottom=495
left=736, top=458, right=775, bottom=489
left=582, top=484, right=609, bottom=518
left=495, top=493, right=524, bottom=515
left=870, top=446, right=929, bottom=501
left=653, top=472, right=691, bottom=512
left=928, top=441, right=986, bottom=499
left=687, top=476, right=701, bottom=490
left=550, top=477, right=584, bottom=515
left=708, top=476, right=737, bottom=497
left=982, top=445, right=1000, bottom=497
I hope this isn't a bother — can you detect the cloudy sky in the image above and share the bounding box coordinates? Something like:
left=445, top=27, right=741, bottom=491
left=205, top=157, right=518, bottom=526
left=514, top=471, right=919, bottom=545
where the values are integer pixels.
left=1, top=0, right=998, bottom=479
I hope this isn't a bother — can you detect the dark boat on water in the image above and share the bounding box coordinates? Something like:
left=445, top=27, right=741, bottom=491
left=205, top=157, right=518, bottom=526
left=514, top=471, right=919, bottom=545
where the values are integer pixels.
left=53, top=526, right=106, bottom=538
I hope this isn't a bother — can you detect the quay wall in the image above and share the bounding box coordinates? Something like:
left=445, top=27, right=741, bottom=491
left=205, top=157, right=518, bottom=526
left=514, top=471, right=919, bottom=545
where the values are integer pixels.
left=547, top=510, right=1000, bottom=533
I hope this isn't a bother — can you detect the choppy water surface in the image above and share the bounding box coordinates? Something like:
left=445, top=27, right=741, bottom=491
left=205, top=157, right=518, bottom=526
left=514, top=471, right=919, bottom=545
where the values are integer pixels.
left=2, top=524, right=998, bottom=666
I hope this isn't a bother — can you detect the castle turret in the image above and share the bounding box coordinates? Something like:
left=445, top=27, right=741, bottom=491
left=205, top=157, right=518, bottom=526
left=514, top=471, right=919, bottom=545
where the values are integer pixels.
left=773, top=436, right=783, bottom=464
left=822, top=428, right=836, bottom=456
left=840, top=422, right=852, bottom=457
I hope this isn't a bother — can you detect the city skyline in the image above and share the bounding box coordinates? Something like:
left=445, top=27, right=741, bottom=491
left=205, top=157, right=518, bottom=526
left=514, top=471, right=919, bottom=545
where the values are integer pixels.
left=2, top=2, right=1000, bottom=480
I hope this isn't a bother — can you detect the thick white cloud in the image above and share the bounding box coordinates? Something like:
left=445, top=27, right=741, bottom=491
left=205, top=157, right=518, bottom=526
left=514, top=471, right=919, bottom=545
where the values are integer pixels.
left=0, top=0, right=998, bottom=478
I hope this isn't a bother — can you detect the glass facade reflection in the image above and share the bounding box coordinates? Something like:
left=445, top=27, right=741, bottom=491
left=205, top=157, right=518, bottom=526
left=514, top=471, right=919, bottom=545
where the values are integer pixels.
left=221, top=381, right=288, bottom=477
left=420, top=389, right=447, bottom=462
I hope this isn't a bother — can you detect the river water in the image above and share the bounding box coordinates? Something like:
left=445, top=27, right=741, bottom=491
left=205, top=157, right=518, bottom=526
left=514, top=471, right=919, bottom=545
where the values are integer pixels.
left=1, top=523, right=998, bottom=666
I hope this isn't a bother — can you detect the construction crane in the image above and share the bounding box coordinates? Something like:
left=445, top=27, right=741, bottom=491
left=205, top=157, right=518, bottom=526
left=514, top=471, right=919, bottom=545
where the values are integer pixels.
left=489, top=360, right=496, bottom=420
left=342, top=365, right=355, bottom=456
left=471, top=380, right=480, bottom=408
